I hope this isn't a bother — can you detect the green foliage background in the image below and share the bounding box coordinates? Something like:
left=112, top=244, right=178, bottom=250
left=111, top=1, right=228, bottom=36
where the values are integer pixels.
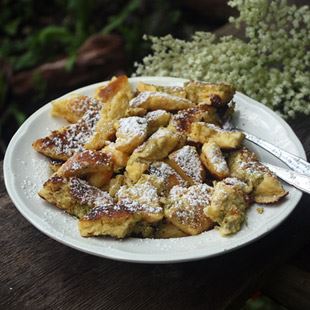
left=0, top=0, right=193, bottom=156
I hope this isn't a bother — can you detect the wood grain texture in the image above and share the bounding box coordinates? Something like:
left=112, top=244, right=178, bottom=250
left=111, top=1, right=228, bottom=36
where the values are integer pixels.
left=1, top=116, right=309, bottom=310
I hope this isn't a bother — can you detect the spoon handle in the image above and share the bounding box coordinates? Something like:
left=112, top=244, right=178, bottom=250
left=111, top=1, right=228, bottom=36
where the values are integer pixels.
left=243, top=131, right=310, bottom=175
left=263, top=163, right=310, bottom=195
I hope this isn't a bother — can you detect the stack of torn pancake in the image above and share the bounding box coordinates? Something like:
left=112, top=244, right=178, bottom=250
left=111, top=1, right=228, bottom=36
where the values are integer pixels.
left=33, top=76, right=287, bottom=239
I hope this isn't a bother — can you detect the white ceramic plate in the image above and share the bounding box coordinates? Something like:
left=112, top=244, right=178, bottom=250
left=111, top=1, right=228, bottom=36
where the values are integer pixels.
left=4, top=77, right=306, bottom=263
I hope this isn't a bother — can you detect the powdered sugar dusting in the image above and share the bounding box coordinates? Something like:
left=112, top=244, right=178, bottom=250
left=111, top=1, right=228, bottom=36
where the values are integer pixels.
left=19, top=157, right=49, bottom=199
left=117, top=182, right=162, bottom=214
left=170, top=184, right=212, bottom=208
left=223, top=177, right=247, bottom=187
left=203, top=143, right=229, bottom=173
left=118, top=198, right=162, bottom=215
left=207, top=123, right=240, bottom=134
left=69, top=177, right=114, bottom=207
left=171, top=107, right=204, bottom=132
left=239, top=159, right=271, bottom=177
left=69, top=96, right=101, bottom=115
left=145, top=110, right=167, bottom=121
left=167, top=184, right=213, bottom=229
left=171, top=145, right=204, bottom=183
left=129, top=91, right=191, bottom=108
left=41, top=109, right=99, bottom=158
left=63, top=150, right=111, bottom=172
left=149, top=161, right=187, bottom=187
left=21, top=176, right=38, bottom=199
left=117, top=116, right=148, bottom=138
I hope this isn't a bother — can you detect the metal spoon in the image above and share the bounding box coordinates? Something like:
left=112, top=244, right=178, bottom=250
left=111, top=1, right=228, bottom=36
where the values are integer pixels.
left=263, top=163, right=310, bottom=195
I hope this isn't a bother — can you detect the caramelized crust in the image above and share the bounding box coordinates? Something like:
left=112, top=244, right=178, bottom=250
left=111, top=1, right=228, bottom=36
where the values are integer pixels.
left=49, top=159, right=65, bottom=172
left=51, top=95, right=101, bottom=123
left=145, top=110, right=171, bottom=135
left=79, top=175, right=165, bottom=238
left=79, top=203, right=139, bottom=238
left=86, top=75, right=133, bottom=150
left=39, top=176, right=114, bottom=218
left=168, top=107, right=206, bottom=133
left=169, top=106, right=220, bottom=133
left=57, top=150, right=113, bottom=187
left=185, top=81, right=235, bottom=106
left=95, top=75, right=131, bottom=103
left=32, top=109, right=100, bottom=161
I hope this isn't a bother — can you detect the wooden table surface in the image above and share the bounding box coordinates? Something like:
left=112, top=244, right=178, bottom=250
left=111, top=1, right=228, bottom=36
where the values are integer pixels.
left=1, top=117, right=309, bottom=310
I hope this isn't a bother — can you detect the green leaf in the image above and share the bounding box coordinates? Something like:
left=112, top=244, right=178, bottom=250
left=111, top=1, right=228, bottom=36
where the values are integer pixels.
left=37, top=26, right=72, bottom=47
left=13, top=49, right=40, bottom=71
left=102, top=0, right=141, bottom=34
left=65, top=52, right=77, bottom=72
left=4, top=18, right=20, bottom=36
left=67, top=0, right=96, bottom=46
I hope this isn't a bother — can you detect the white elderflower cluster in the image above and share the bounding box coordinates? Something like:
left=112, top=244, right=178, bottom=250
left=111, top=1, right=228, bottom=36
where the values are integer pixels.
left=135, top=0, right=310, bottom=118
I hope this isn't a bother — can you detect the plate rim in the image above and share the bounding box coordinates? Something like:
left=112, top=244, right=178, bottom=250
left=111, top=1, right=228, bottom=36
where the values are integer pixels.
left=3, top=76, right=306, bottom=263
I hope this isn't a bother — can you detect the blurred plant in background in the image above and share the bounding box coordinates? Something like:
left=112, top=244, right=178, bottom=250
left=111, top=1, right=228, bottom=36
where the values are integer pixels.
left=1, top=0, right=185, bottom=72
left=2, top=0, right=91, bottom=72
left=2, top=0, right=308, bottom=158
left=1, top=0, right=205, bottom=157
left=136, top=0, right=310, bottom=119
